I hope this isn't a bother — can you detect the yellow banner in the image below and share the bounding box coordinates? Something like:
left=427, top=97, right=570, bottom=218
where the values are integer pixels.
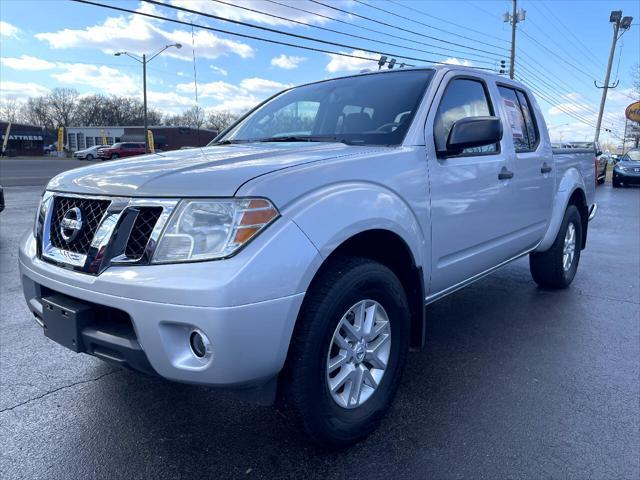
left=147, top=130, right=155, bottom=153
left=101, top=129, right=107, bottom=145
left=57, top=127, right=64, bottom=152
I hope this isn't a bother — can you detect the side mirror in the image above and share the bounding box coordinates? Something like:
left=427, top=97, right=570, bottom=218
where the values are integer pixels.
left=440, top=116, right=503, bottom=157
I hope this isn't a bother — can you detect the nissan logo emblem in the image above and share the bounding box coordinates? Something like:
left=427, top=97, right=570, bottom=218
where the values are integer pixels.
left=60, top=207, right=83, bottom=243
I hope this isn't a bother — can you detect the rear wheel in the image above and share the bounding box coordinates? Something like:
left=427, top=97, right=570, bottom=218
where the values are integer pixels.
left=529, top=204, right=582, bottom=289
left=282, top=257, right=410, bottom=448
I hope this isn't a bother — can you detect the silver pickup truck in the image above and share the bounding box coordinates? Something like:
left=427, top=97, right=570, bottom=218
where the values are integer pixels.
left=20, top=66, right=596, bottom=447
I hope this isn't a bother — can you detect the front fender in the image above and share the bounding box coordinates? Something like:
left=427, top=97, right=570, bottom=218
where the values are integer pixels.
left=535, top=167, right=586, bottom=252
left=283, top=181, right=427, bottom=269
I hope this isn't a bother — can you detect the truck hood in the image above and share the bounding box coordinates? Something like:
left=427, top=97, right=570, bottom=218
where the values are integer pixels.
left=48, top=143, right=383, bottom=197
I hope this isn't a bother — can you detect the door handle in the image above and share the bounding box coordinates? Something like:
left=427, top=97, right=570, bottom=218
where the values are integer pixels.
left=498, top=167, right=514, bottom=180
left=541, top=163, right=552, bottom=174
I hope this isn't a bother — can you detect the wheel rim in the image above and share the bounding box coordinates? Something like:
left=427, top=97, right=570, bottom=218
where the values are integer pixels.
left=563, top=222, right=576, bottom=271
left=326, top=299, right=391, bottom=409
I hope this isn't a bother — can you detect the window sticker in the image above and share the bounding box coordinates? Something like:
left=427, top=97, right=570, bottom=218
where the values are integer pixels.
left=503, top=98, right=524, bottom=138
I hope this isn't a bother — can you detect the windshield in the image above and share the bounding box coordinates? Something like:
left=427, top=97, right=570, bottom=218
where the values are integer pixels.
left=622, top=150, right=640, bottom=161
left=216, top=70, right=434, bottom=146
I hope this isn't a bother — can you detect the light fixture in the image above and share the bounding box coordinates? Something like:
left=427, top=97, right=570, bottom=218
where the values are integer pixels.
left=609, top=10, right=622, bottom=23
left=620, top=16, right=633, bottom=30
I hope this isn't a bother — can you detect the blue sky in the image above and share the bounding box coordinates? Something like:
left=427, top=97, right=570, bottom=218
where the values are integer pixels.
left=1, top=0, right=638, bottom=146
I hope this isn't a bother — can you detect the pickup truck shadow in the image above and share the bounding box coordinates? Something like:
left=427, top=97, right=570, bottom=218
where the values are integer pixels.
left=54, top=257, right=615, bottom=479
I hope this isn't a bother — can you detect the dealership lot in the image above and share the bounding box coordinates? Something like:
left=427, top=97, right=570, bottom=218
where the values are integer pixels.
left=0, top=175, right=638, bottom=479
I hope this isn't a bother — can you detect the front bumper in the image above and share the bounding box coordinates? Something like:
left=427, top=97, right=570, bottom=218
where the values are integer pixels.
left=19, top=218, right=321, bottom=389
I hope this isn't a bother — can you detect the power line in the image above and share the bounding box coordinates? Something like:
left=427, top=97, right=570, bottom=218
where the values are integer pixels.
left=528, top=1, right=605, bottom=75
left=352, top=0, right=507, bottom=51
left=309, top=0, right=504, bottom=57
left=387, top=0, right=510, bottom=45
left=70, top=0, right=414, bottom=68
left=265, top=0, right=500, bottom=62
left=209, top=0, right=498, bottom=65
left=141, top=0, right=496, bottom=70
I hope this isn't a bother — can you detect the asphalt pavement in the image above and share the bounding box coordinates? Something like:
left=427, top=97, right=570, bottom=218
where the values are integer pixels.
left=0, top=157, right=98, bottom=187
left=0, top=170, right=638, bottom=479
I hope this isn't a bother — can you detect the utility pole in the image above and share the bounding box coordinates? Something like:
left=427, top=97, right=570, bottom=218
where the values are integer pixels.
left=142, top=53, right=148, bottom=154
left=114, top=43, right=182, bottom=153
left=594, top=11, right=633, bottom=145
left=503, top=1, right=525, bottom=79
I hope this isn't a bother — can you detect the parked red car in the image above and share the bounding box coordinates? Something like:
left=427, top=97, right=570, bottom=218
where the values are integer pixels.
left=97, top=142, right=146, bottom=160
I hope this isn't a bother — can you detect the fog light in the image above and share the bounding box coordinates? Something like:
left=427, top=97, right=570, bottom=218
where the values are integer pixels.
left=189, top=329, right=210, bottom=359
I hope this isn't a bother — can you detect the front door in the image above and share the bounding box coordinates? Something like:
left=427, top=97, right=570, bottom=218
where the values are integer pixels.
left=426, top=73, right=515, bottom=295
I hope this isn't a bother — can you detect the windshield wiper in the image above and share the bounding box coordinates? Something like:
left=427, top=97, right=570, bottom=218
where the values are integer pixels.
left=256, top=135, right=352, bottom=145
left=211, top=139, right=250, bottom=145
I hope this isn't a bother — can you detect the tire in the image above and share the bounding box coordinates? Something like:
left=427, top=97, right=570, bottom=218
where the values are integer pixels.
left=110, top=153, right=119, bottom=159
left=597, top=174, right=605, bottom=185
left=612, top=178, right=621, bottom=188
left=282, top=257, right=410, bottom=448
left=529, top=204, right=582, bottom=289
left=85, top=154, right=93, bottom=161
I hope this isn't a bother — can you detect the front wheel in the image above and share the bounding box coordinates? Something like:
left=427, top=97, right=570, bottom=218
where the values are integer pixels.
left=110, top=153, right=119, bottom=159
left=85, top=154, right=93, bottom=161
left=529, top=204, right=582, bottom=289
left=282, top=257, right=410, bottom=447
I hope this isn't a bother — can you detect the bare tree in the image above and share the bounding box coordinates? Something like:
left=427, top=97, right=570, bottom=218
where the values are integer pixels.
left=206, top=110, right=242, bottom=133
left=21, top=97, right=54, bottom=130
left=47, top=88, right=79, bottom=127
left=0, top=99, right=24, bottom=123
left=182, top=106, right=206, bottom=129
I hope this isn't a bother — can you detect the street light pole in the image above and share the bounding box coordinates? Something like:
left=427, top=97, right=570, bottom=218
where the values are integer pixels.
left=593, top=11, right=633, bottom=145
left=503, top=1, right=526, bottom=80
left=115, top=44, right=182, bottom=154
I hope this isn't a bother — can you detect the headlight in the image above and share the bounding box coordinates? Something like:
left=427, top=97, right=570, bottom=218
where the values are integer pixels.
left=616, top=165, right=626, bottom=171
left=152, top=198, right=279, bottom=263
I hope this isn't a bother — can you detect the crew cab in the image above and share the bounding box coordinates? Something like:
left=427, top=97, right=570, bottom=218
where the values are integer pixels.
left=97, top=142, right=145, bottom=160
left=19, top=67, right=596, bottom=447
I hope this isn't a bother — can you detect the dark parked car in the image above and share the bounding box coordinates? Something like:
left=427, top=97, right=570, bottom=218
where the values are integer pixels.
left=568, top=141, right=606, bottom=184
left=613, top=148, right=640, bottom=188
left=0, top=184, right=4, bottom=213
left=97, top=142, right=145, bottom=160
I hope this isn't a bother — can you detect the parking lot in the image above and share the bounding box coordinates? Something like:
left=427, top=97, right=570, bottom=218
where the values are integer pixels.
left=0, top=164, right=638, bottom=479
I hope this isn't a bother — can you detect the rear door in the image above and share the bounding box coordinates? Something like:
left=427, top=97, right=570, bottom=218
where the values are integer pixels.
left=426, top=73, right=516, bottom=295
left=496, top=85, right=554, bottom=251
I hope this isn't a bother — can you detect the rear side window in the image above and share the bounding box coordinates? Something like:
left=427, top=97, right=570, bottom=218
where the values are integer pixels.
left=498, top=86, right=538, bottom=152
left=434, top=78, right=497, bottom=155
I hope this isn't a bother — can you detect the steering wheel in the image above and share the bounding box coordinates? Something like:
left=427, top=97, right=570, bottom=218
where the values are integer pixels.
left=375, top=122, right=401, bottom=133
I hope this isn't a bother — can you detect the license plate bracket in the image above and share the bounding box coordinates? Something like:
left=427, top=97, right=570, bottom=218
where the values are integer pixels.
left=41, top=295, right=94, bottom=352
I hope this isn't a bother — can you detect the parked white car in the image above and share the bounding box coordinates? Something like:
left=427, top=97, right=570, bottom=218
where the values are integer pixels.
left=73, top=145, right=103, bottom=161
left=20, top=66, right=597, bottom=447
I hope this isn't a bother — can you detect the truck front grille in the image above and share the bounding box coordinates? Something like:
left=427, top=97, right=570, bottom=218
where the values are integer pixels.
left=124, top=207, right=163, bottom=259
left=49, top=196, right=110, bottom=254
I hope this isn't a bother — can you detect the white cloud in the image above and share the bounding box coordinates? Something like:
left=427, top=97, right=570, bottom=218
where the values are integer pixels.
left=1, top=55, right=56, bottom=71
left=208, top=95, right=261, bottom=114
left=240, top=77, right=292, bottom=93
left=443, top=57, right=473, bottom=67
left=0, top=21, right=20, bottom=38
left=36, top=6, right=253, bottom=61
left=52, top=64, right=140, bottom=96
left=325, top=50, right=379, bottom=73
left=0, top=81, right=50, bottom=100
left=177, top=80, right=243, bottom=100
left=271, top=54, right=306, bottom=70
left=210, top=65, right=228, bottom=76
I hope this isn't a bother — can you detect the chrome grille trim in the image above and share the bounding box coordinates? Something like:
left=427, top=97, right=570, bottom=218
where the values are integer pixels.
left=38, top=192, right=179, bottom=274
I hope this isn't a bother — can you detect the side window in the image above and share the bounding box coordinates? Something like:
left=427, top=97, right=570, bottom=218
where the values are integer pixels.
left=498, top=86, right=529, bottom=152
left=434, top=78, right=497, bottom=154
left=516, top=90, right=538, bottom=149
